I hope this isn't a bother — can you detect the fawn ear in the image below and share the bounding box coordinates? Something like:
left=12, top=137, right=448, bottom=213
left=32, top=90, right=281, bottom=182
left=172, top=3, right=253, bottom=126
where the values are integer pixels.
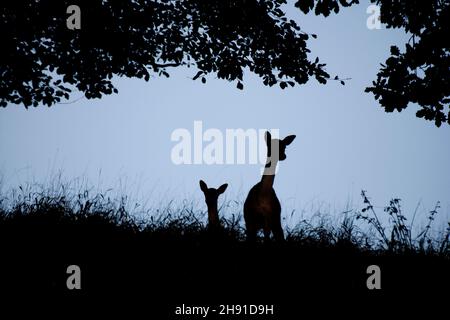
left=217, top=183, right=228, bottom=194
left=199, top=180, right=208, bottom=193
left=265, top=131, right=272, bottom=143
left=283, top=135, right=296, bottom=146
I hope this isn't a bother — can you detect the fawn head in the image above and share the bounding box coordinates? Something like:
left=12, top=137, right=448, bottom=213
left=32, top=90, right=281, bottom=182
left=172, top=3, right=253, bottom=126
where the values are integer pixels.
left=265, top=131, right=296, bottom=162
left=199, top=180, right=228, bottom=208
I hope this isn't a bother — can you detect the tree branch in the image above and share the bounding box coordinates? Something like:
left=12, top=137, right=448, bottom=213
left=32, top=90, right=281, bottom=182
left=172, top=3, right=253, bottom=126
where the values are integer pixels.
left=150, top=62, right=182, bottom=69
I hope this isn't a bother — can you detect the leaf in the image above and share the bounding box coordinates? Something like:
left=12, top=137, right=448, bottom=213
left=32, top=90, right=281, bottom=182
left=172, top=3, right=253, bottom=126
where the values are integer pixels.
left=237, top=81, right=243, bottom=90
left=201, top=77, right=206, bottom=84
left=193, top=71, right=203, bottom=80
left=316, top=76, right=327, bottom=84
left=340, top=80, right=345, bottom=85
left=390, top=46, right=400, bottom=56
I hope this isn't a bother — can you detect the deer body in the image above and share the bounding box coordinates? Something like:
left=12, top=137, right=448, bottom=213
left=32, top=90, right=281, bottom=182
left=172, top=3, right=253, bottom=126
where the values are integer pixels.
left=244, top=132, right=296, bottom=242
left=199, top=180, right=228, bottom=229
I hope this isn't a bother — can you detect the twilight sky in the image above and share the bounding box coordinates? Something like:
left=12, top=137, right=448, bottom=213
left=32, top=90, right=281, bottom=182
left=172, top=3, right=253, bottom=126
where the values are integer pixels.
left=1, top=0, right=449, bottom=231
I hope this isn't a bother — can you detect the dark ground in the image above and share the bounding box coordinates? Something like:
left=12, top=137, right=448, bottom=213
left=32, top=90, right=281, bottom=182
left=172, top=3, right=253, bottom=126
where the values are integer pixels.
left=1, top=223, right=448, bottom=318
left=0, top=196, right=448, bottom=318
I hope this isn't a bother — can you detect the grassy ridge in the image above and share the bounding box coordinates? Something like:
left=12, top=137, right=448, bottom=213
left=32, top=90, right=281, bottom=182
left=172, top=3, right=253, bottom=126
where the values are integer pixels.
left=1, top=183, right=448, bottom=254
left=0, top=184, right=449, bottom=317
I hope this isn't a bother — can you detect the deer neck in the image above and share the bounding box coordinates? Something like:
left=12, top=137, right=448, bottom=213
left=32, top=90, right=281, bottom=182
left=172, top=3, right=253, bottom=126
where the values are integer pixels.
left=260, top=157, right=278, bottom=190
left=207, top=203, right=219, bottom=226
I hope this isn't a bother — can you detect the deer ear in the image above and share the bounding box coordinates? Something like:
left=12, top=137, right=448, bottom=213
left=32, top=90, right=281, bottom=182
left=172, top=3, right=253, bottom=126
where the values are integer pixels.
left=199, top=180, right=208, bottom=193
left=217, top=183, right=228, bottom=194
left=283, top=135, right=296, bottom=146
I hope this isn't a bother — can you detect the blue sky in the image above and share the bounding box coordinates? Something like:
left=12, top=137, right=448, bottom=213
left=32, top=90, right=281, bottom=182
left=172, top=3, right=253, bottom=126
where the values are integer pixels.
left=1, top=0, right=449, bottom=231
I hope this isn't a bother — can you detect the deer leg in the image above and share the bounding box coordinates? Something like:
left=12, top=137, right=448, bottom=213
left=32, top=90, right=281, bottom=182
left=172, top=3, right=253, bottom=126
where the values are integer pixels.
left=263, top=228, right=271, bottom=242
left=246, top=225, right=257, bottom=242
left=263, top=219, right=272, bottom=242
left=272, top=221, right=285, bottom=242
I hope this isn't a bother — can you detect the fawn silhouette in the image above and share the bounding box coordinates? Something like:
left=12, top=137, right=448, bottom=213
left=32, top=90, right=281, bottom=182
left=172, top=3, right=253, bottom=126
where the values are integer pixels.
left=199, top=180, right=228, bottom=229
left=244, top=131, right=296, bottom=242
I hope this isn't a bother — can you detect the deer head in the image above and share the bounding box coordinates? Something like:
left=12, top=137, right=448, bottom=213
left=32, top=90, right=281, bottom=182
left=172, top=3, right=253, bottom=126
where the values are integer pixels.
left=264, top=131, right=296, bottom=168
left=199, top=180, right=228, bottom=228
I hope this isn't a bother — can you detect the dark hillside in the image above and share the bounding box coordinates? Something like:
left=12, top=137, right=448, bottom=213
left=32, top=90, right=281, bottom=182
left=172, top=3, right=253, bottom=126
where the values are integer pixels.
left=0, top=191, right=448, bottom=318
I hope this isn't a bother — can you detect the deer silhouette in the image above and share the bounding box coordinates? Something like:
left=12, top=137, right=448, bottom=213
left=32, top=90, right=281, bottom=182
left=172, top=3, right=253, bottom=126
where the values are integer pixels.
left=199, top=180, right=228, bottom=229
left=244, top=131, right=296, bottom=242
